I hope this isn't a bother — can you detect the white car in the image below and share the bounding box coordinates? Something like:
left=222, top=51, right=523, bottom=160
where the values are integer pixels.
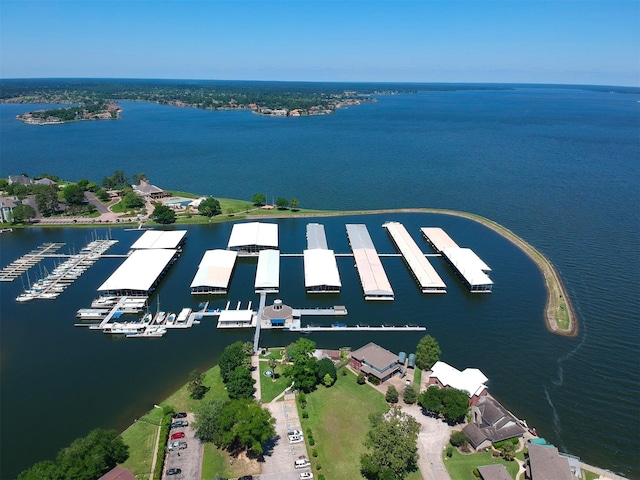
left=289, top=435, right=304, bottom=444
left=288, top=429, right=303, bottom=436
left=294, top=459, right=311, bottom=468
left=300, top=473, right=314, bottom=480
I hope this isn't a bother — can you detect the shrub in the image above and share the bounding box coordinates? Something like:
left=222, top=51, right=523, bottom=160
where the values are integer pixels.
left=473, top=467, right=481, bottom=477
left=316, top=464, right=322, bottom=471
left=367, top=375, right=380, bottom=386
left=309, top=437, right=315, bottom=446
left=450, top=430, right=469, bottom=447
left=445, top=445, right=454, bottom=458
left=357, top=373, right=366, bottom=384
left=312, top=449, right=318, bottom=457
left=385, top=385, right=399, bottom=404
left=302, top=411, right=309, bottom=419
left=403, top=385, right=417, bottom=404
left=318, top=475, right=325, bottom=480
left=341, top=369, right=348, bottom=376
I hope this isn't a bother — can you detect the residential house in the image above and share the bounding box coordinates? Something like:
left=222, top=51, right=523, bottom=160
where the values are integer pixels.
left=462, top=395, right=526, bottom=450
left=34, top=177, right=57, bottom=187
left=477, top=464, right=512, bottom=480
left=0, top=197, right=19, bottom=222
left=350, top=342, right=401, bottom=383
left=428, top=361, right=488, bottom=406
left=98, top=466, right=137, bottom=480
left=8, top=175, right=32, bottom=185
left=525, top=443, right=574, bottom=480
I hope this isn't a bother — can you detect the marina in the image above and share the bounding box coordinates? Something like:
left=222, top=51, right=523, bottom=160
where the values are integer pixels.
left=0, top=242, right=66, bottom=282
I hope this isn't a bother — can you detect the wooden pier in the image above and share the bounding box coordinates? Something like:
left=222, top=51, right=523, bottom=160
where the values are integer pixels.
left=0, top=242, right=65, bottom=282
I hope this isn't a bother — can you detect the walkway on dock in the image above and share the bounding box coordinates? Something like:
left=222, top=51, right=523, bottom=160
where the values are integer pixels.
left=253, top=292, right=267, bottom=353
left=0, top=242, right=65, bottom=282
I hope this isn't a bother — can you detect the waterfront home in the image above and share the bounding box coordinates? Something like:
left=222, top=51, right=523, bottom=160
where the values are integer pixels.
left=525, top=443, right=574, bottom=480
left=477, top=464, right=512, bottom=480
left=350, top=342, right=402, bottom=383
left=8, top=174, right=32, bottom=185
left=0, top=197, right=19, bottom=222
left=462, top=395, right=526, bottom=450
left=428, top=361, right=488, bottom=406
left=132, top=179, right=168, bottom=200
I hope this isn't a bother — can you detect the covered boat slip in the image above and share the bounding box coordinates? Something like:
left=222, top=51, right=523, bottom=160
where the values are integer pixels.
left=382, top=221, right=446, bottom=293
left=346, top=224, right=394, bottom=301
left=306, top=223, right=329, bottom=249
left=130, top=229, right=187, bottom=250
left=190, top=249, right=238, bottom=294
left=254, top=249, right=280, bottom=294
left=303, top=249, right=341, bottom=293
left=227, top=222, right=278, bottom=253
left=421, top=227, right=493, bottom=293
left=97, top=249, right=178, bottom=296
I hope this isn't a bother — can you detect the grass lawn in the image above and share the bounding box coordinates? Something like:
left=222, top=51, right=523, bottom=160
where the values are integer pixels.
left=443, top=448, right=520, bottom=480
left=259, top=360, right=291, bottom=403
left=120, top=407, right=164, bottom=477
left=299, top=369, right=389, bottom=480
left=413, top=368, right=422, bottom=389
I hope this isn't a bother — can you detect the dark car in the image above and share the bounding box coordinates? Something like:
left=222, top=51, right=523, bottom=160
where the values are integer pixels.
left=170, top=420, right=189, bottom=428
left=172, top=412, right=187, bottom=418
left=166, top=468, right=182, bottom=475
left=238, top=476, right=253, bottom=480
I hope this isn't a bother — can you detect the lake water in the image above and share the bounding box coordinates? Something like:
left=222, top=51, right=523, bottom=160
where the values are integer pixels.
left=1, top=84, right=639, bottom=479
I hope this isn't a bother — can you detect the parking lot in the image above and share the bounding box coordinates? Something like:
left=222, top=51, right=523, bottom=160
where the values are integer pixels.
left=259, top=400, right=313, bottom=480
left=163, top=412, right=203, bottom=479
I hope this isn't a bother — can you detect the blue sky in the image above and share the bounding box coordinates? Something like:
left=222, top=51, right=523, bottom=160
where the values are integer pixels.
left=1, top=0, right=638, bottom=86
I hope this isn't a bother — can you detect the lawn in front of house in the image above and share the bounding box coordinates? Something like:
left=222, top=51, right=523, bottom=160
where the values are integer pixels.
left=298, top=369, right=389, bottom=480
left=120, top=407, right=165, bottom=477
left=443, top=448, right=520, bottom=480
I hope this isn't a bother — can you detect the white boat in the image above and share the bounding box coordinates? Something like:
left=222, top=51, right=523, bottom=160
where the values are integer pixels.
left=142, top=312, right=153, bottom=324
left=176, top=308, right=192, bottom=324
left=77, top=308, right=110, bottom=320
left=166, top=313, right=176, bottom=325
left=16, top=294, right=34, bottom=302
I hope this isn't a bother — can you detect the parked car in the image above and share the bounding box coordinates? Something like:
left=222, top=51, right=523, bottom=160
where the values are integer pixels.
left=287, top=429, right=303, bottom=436
left=168, top=441, right=187, bottom=451
left=172, top=412, right=187, bottom=418
left=288, top=435, right=303, bottom=444
left=166, top=468, right=182, bottom=475
left=170, top=432, right=185, bottom=440
left=300, top=473, right=314, bottom=480
left=170, top=420, right=189, bottom=428
left=294, top=459, right=311, bottom=468
left=238, top=476, right=253, bottom=480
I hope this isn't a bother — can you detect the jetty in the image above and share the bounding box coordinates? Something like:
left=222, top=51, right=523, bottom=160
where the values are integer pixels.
left=0, top=242, right=65, bottom=282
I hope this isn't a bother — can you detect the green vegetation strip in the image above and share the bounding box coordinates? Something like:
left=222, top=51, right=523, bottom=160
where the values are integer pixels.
left=298, top=369, right=389, bottom=479
left=118, top=407, right=164, bottom=478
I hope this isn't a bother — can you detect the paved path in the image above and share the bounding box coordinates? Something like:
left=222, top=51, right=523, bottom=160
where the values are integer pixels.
left=401, top=404, right=452, bottom=480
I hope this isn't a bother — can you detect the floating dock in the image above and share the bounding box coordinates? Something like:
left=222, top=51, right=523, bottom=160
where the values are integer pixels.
left=0, top=242, right=65, bottom=282
left=383, top=222, right=446, bottom=293
left=420, top=227, right=493, bottom=293
left=346, top=224, right=394, bottom=301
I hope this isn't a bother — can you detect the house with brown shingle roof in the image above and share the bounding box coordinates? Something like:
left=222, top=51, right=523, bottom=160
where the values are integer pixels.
left=462, top=395, right=526, bottom=450
left=132, top=179, right=168, bottom=200
left=478, top=464, right=512, bottom=480
left=525, top=443, right=574, bottom=480
left=349, top=342, right=401, bottom=383
left=98, top=466, right=136, bottom=480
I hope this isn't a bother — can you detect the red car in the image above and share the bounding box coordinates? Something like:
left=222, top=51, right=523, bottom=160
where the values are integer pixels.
left=170, top=432, right=185, bottom=440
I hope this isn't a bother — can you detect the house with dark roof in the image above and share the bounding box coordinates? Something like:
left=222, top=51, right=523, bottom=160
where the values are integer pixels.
left=132, top=179, right=168, bottom=200
left=462, top=396, right=526, bottom=450
left=349, top=342, right=401, bottom=382
left=525, top=443, right=574, bottom=480
left=478, top=464, right=512, bottom=480
left=8, top=175, right=32, bottom=185
left=98, top=466, right=137, bottom=480
left=0, top=197, right=19, bottom=223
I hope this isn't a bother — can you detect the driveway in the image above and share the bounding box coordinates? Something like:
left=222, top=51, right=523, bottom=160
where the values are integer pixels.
left=260, top=400, right=311, bottom=480
left=402, top=404, right=452, bottom=480
left=163, top=413, right=203, bottom=480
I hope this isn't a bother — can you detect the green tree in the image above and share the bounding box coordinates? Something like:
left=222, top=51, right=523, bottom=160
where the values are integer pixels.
left=403, top=385, right=417, bottom=405
left=500, top=441, right=517, bottom=460
left=285, top=355, right=318, bottom=393
left=76, top=179, right=89, bottom=190
left=252, top=193, right=266, bottom=205
left=10, top=204, right=36, bottom=223
left=286, top=337, right=316, bottom=363
left=323, top=373, right=335, bottom=387
left=198, top=197, right=221, bottom=217
left=385, top=385, right=399, bottom=404
left=216, top=399, right=276, bottom=455
left=8, top=182, right=28, bottom=199
left=55, top=428, right=128, bottom=480
left=95, top=188, right=110, bottom=202
left=415, top=335, right=441, bottom=370
left=226, top=366, right=256, bottom=400
left=132, top=173, right=147, bottom=185
left=268, top=358, right=278, bottom=379
left=0, top=178, right=9, bottom=191
left=35, top=187, right=59, bottom=217
left=193, top=398, right=225, bottom=443
left=122, top=191, right=144, bottom=209
left=188, top=368, right=207, bottom=399
left=102, top=170, right=129, bottom=189
left=219, top=341, right=252, bottom=383
left=62, top=184, right=85, bottom=205
left=275, top=197, right=289, bottom=209
left=85, top=182, right=100, bottom=192
left=17, top=461, right=62, bottom=480
left=360, top=407, right=420, bottom=480
left=418, top=387, right=469, bottom=424
left=290, top=198, right=300, bottom=210
left=316, top=358, right=337, bottom=385
left=151, top=204, right=176, bottom=224
left=418, top=387, right=444, bottom=415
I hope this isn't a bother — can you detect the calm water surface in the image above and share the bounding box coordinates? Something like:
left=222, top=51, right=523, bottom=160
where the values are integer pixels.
left=1, top=84, right=638, bottom=478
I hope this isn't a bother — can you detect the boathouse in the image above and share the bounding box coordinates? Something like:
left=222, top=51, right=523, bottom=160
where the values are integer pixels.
left=97, top=249, right=178, bottom=296
left=350, top=342, right=401, bottom=383
left=428, top=361, right=488, bottom=406
left=227, top=222, right=278, bottom=253
left=346, top=224, right=394, bottom=301
left=130, top=230, right=187, bottom=250
left=303, top=248, right=341, bottom=293
left=421, top=227, right=493, bottom=293
left=190, top=249, right=238, bottom=294
left=254, top=249, right=280, bottom=294
left=383, top=222, right=446, bottom=293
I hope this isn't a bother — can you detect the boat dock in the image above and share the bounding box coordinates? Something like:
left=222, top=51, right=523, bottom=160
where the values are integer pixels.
left=0, top=242, right=65, bottom=282
left=290, top=324, right=426, bottom=332
left=15, top=239, right=118, bottom=302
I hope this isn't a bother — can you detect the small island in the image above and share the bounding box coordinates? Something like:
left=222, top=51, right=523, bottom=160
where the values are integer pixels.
left=16, top=102, right=122, bottom=125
